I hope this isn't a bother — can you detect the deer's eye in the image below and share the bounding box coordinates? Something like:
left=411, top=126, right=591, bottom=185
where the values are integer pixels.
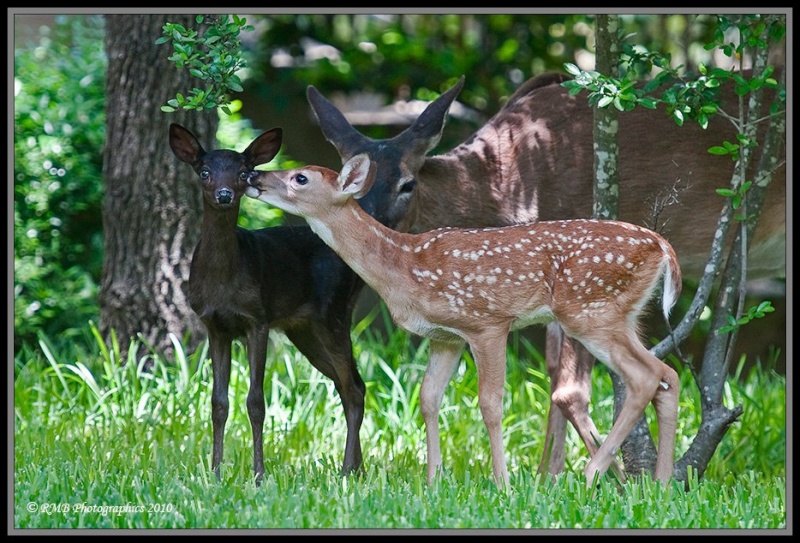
left=199, top=169, right=210, bottom=180
left=295, top=174, right=308, bottom=186
left=399, top=179, right=417, bottom=194
left=239, top=171, right=249, bottom=182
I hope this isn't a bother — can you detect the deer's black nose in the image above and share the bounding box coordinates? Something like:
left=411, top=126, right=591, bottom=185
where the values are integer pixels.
left=216, top=188, right=233, bottom=204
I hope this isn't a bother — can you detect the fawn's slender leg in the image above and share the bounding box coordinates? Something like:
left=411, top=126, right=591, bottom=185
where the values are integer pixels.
left=539, top=323, right=573, bottom=476
left=543, top=324, right=626, bottom=482
left=651, top=363, right=680, bottom=481
left=583, top=333, right=678, bottom=485
left=209, top=332, right=233, bottom=480
left=419, top=338, right=465, bottom=485
left=286, top=322, right=366, bottom=475
left=468, top=329, right=512, bottom=489
left=246, top=325, right=270, bottom=485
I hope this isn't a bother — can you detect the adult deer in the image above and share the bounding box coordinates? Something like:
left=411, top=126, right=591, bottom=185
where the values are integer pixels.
left=169, top=123, right=369, bottom=484
left=305, top=72, right=786, bottom=477
left=246, top=154, right=683, bottom=488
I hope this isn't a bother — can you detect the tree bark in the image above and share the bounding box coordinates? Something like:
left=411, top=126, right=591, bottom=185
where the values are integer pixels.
left=592, top=14, right=662, bottom=477
left=99, top=14, right=218, bottom=362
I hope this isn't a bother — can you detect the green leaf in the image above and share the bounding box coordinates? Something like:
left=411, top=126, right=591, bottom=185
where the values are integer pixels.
left=564, top=63, right=581, bottom=76
left=598, top=95, right=613, bottom=108
left=638, top=98, right=658, bottom=109
left=716, top=188, right=735, bottom=197
left=708, top=146, right=729, bottom=156
left=723, top=140, right=740, bottom=152
left=160, top=105, right=175, bottom=113
left=757, top=301, right=775, bottom=314
left=643, top=79, right=661, bottom=93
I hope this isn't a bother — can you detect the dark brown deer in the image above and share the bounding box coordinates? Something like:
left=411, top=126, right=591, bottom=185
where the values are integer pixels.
left=305, top=72, right=786, bottom=478
left=169, top=123, right=370, bottom=484
left=246, top=154, right=683, bottom=488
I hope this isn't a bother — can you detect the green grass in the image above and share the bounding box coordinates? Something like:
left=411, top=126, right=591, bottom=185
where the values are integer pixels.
left=12, top=313, right=787, bottom=531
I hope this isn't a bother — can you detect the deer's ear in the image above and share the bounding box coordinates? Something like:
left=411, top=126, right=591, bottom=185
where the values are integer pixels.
left=169, top=123, right=205, bottom=165
left=401, top=75, right=465, bottom=157
left=307, top=85, right=370, bottom=161
left=244, top=127, right=283, bottom=166
left=339, top=153, right=376, bottom=199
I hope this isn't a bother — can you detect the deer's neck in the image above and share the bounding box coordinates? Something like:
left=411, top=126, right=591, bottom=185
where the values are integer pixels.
left=410, top=152, right=509, bottom=233
left=406, top=117, right=554, bottom=233
left=306, top=201, right=416, bottom=301
left=195, top=206, right=242, bottom=272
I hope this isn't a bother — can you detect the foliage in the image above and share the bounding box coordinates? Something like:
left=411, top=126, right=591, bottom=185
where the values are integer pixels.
left=561, top=15, right=782, bottom=127
left=160, top=14, right=720, bottom=136
left=13, top=319, right=787, bottom=529
left=13, top=15, right=107, bottom=352
left=157, top=14, right=254, bottom=115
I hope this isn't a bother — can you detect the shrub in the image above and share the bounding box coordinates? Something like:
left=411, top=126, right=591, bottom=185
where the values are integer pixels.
left=14, top=15, right=107, bottom=352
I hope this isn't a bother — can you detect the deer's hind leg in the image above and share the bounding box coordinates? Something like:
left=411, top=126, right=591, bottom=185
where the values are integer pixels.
left=540, top=323, right=626, bottom=482
left=582, top=332, right=679, bottom=485
left=286, top=320, right=366, bottom=475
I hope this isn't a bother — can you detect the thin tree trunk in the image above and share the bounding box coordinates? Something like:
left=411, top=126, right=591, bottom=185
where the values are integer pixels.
left=592, top=14, right=662, bottom=477
left=673, top=29, right=785, bottom=481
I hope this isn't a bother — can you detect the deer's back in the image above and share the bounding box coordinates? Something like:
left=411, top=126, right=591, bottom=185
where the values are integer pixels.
left=398, top=219, right=673, bottom=337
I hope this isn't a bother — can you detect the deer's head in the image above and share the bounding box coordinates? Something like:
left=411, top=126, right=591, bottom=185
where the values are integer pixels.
left=306, top=77, right=465, bottom=229
left=246, top=154, right=377, bottom=219
left=169, top=123, right=283, bottom=211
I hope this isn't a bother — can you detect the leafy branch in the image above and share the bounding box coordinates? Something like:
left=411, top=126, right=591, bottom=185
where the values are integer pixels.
left=156, top=14, right=253, bottom=115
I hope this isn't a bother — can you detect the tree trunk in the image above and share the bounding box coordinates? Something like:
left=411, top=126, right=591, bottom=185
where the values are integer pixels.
left=99, top=14, right=218, bottom=362
left=592, top=14, right=662, bottom=477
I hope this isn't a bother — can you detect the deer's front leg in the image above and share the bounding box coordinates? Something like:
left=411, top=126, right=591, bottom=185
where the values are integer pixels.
left=246, top=325, right=270, bottom=485
left=419, top=339, right=464, bottom=485
left=208, top=333, right=233, bottom=481
left=469, top=329, right=511, bottom=489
